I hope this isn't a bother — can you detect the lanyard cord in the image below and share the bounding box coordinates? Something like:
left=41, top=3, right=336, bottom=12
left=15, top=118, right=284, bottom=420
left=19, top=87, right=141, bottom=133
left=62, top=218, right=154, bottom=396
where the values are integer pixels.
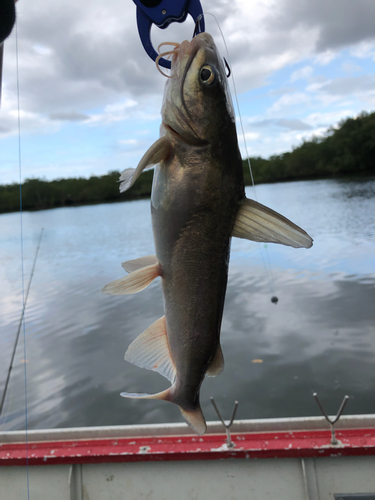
left=16, top=17, right=30, bottom=500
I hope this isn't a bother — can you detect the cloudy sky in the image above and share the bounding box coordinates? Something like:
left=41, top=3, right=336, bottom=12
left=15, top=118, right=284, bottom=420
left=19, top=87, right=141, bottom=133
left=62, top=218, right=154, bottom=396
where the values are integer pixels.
left=1, top=0, right=375, bottom=184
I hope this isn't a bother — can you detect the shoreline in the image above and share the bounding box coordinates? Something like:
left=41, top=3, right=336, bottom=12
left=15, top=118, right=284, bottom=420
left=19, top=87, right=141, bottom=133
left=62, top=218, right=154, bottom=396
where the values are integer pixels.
left=0, top=171, right=373, bottom=215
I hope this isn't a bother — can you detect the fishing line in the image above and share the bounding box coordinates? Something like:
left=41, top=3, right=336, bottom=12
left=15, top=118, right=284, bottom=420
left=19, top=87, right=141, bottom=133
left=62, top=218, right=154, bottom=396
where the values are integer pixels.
left=0, top=228, right=44, bottom=416
left=203, top=13, right=257, bottom=196
left=204, top=12, right=278, bottom=302
left=15, top=18, right=30, bottom=500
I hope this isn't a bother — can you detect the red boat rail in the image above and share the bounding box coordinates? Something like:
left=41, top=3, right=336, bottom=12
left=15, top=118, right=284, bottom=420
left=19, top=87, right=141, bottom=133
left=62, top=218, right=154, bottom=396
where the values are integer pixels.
left=1, top=416, right=375, bottom=467
left=1, top=428, right=375, bottom=466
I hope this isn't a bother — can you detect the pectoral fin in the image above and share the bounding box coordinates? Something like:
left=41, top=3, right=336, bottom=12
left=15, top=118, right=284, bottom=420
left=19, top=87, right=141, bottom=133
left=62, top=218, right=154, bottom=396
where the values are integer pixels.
left=101, top=262, right=160, bottom=295
left=232, top=198, right=313, bottom=249
left=206, top=344, right=224, bottom=377
left=125, top=316, right=176, bottom=383
left=119, top=136, right=171, bottom=193
left=122, top=255, right=158, bottom=273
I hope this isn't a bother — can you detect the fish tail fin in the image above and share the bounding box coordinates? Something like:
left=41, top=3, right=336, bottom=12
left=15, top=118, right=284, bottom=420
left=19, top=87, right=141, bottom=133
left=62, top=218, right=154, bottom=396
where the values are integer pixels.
left=121, top=387, right=207, bottom=435
left=179, top=405, right=207, bottom=436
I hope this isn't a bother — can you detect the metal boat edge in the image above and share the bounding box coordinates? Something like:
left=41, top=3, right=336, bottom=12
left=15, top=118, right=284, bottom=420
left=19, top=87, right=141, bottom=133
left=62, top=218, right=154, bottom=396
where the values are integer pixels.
left=1, top=414, right=375, bottom=443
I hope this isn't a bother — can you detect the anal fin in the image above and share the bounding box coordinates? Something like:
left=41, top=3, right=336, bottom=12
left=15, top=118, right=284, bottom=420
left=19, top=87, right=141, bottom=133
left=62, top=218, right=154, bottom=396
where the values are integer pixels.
left=206, top=344, right=224, bottom=377
left=101, top=262, right=160, bottom=295
left=121, top=316, right=207, bottom=435
left=232, top=198, right=313, bottom=249
left=122, top=255, right=158, bottom=273
left=125, top=316, right=176, bottom=384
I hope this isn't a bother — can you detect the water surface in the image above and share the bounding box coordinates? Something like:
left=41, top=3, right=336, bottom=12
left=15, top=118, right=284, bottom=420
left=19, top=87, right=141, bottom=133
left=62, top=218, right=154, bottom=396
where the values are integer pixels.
left=0, top=178, right=374, bottom=430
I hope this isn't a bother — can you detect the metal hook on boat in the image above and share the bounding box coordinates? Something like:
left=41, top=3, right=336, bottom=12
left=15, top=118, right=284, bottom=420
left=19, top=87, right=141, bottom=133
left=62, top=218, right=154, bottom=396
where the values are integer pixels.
left=210, top=397, right=238, bottom=448
left=313, top=392, right=349, bottom=445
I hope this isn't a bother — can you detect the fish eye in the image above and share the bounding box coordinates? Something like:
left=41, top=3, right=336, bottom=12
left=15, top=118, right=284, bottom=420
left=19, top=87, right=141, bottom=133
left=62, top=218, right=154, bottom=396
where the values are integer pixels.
left=200, top=65, right=215, bottom=85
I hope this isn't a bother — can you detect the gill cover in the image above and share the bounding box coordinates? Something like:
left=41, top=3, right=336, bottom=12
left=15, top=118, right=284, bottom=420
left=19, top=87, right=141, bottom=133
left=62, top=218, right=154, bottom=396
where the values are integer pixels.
left=161, top=33, right=235, bottom=146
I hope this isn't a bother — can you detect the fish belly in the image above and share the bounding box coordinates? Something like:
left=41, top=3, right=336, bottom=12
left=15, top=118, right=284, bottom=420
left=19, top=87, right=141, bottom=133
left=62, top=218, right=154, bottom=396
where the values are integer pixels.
left=151, top=157, right=237, bottom=410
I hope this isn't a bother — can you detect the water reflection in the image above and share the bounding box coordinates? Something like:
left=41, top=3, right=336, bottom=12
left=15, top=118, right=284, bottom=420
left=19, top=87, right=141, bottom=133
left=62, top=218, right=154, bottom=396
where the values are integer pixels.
left=0, top=178, right=374, bottom=430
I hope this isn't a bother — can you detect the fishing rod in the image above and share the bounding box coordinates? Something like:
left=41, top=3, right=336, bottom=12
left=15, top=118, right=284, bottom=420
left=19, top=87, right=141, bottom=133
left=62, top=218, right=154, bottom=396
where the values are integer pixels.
left=0, top=227, right=44, bottom=416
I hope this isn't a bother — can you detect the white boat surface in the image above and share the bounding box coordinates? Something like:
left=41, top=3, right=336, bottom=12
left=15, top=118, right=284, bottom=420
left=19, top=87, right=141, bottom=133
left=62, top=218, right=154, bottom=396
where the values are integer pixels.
left=1, top=414, right=375, bottom=499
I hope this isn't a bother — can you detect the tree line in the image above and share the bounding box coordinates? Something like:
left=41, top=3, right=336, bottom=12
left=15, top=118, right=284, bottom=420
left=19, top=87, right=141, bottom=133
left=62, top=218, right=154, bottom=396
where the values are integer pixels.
left=0, top=169, right=154, bottom=214
left=1, top=111, right=374, bottom=214
left=242, top=110, right=375, bottom=185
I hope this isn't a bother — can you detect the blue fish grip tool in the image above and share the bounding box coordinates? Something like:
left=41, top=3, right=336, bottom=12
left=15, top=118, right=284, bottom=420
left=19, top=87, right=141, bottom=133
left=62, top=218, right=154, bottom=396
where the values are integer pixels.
left=133, top=0, right=205, bottom=69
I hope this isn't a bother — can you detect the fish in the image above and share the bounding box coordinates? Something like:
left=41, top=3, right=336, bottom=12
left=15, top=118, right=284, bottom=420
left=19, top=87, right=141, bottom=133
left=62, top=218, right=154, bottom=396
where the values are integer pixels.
left=102, top=32, right=313, bottom=435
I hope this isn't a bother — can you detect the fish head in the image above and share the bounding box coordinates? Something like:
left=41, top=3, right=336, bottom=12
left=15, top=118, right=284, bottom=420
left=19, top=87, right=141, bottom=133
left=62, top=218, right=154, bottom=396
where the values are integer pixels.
left=161, top=33, right=235, bottom=146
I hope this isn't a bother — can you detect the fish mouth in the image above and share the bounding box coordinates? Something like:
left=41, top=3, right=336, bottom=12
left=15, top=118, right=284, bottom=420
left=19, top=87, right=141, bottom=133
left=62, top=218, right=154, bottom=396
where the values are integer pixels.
left=160, top=33, right=215, bottom=147
left=176, top=33, right=214, bottom=60
left=163, top=123, right=208, bottom=147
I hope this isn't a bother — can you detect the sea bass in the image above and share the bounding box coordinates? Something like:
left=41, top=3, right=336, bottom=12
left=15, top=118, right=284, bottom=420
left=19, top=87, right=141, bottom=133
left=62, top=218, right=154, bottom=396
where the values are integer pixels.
left=102, top=33, right=313, bottom=435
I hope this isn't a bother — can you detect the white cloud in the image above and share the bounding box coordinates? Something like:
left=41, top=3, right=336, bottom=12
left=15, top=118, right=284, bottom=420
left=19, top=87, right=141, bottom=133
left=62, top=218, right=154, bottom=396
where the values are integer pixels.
left=277, top=118, right=312, bottom=131
left=49, top=112, right=89, bottom=122
left=105, top=100, right=138, bottom=113
left=350, top=41, right=375, bottom=60
left=342, top=62, right=363, bottom=74
left=1, top=0, right=375, bottom=182
left=290, top=66, right=313, bottom=82
left=244, top=132, right=261, bottom=141
left=305, top=110, right=355, bottom=128
left=314, top=50, right=336, bottom=66
left=266, top=92, right=311, bottom=115
left=32, top=44, right=53, bottom=56
left=305, top=82, right=324, bottom=93
left=119, top=139, right=138, bottom=146
left=266, top=0, right=375, bottom=52
left=4, top=0, right=374, bottom=122
left=319, top=75, right=375, bottom=96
